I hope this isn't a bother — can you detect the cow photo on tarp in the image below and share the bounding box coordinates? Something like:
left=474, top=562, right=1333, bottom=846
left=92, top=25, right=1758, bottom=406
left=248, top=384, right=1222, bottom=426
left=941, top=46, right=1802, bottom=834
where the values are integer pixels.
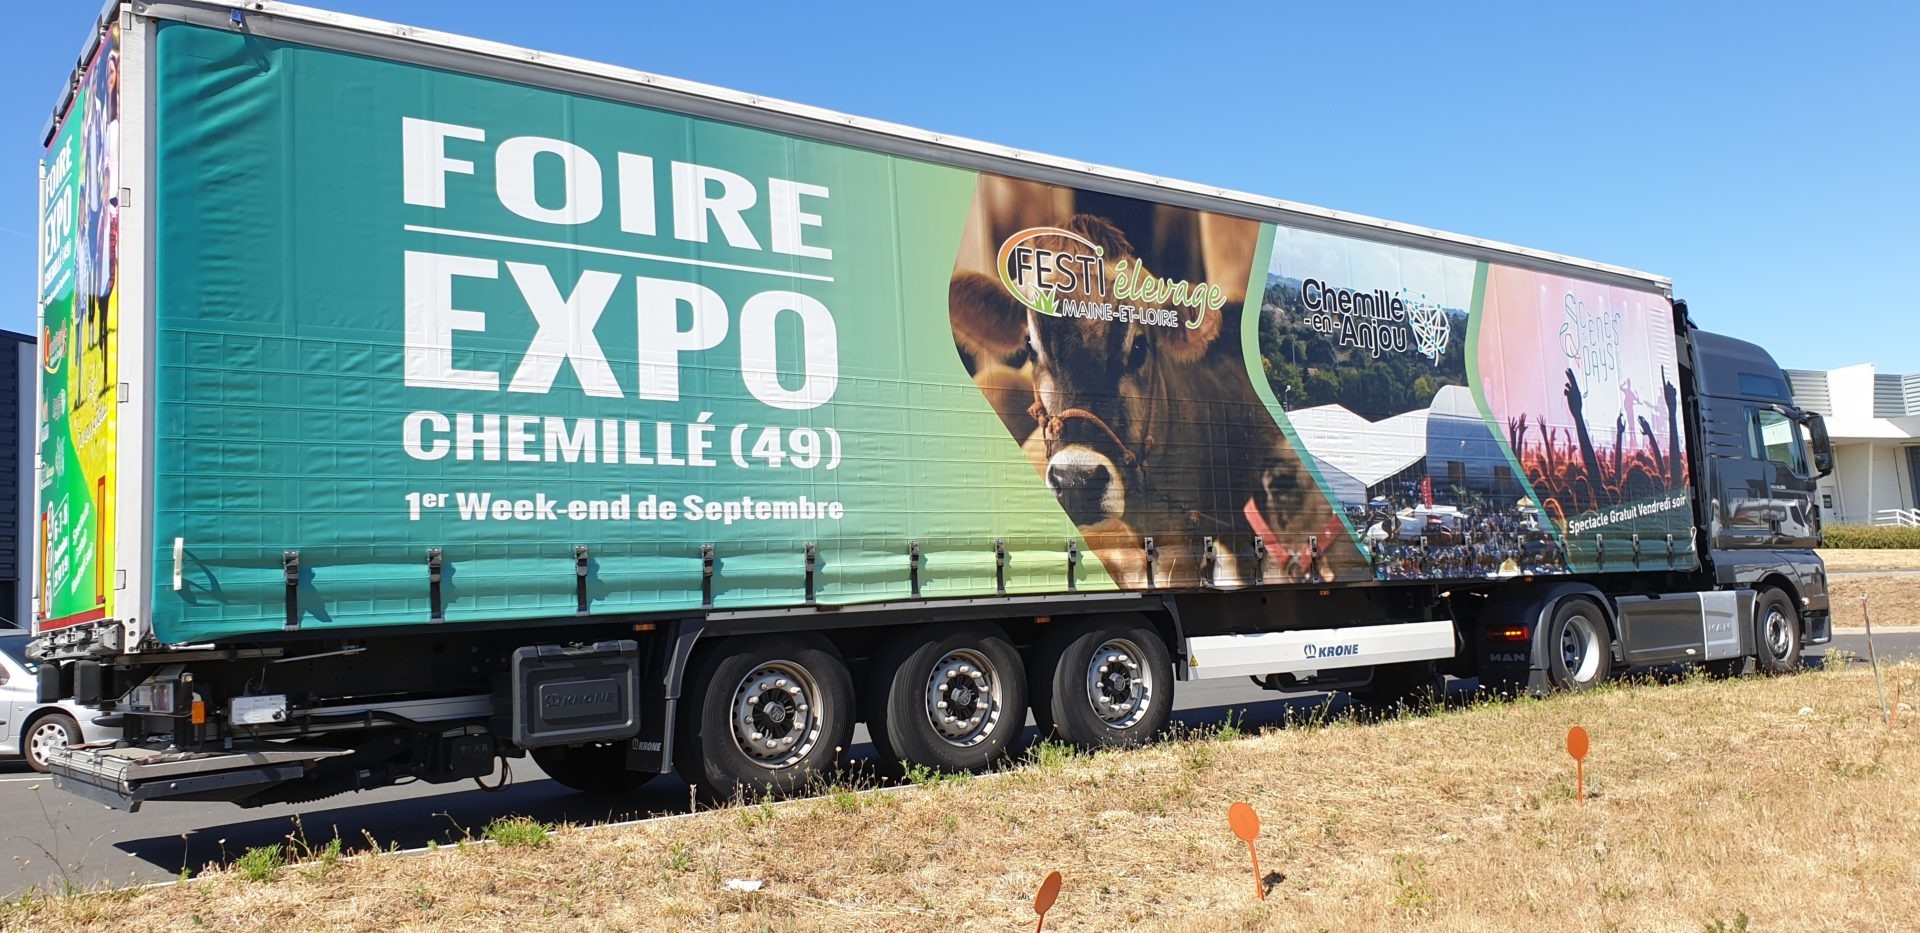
left=947, top=174, right=1363, bottom=589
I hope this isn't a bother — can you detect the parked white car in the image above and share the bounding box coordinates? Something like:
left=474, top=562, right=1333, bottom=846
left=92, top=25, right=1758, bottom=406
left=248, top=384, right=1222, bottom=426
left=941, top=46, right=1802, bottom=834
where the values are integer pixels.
left=0, top=632, right=119, bottom=772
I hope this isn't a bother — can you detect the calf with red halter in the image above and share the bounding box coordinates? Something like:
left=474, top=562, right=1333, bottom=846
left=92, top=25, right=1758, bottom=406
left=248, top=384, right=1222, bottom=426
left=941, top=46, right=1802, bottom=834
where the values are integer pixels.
left=948, top=176, right=1363, bottom=589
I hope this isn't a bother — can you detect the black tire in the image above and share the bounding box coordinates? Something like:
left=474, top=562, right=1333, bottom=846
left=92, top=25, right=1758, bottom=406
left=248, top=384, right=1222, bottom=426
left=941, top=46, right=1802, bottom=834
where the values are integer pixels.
left=1028, top=619, right=1173, bottom=748
left=866, top=624, right=1027, bottom=774
left=674, top=633, right=855, bottom=803
left=23, top=711, right=80, bottom=774
left=530, top=742, right=655, bottom=794
left=1353, top=661, right=1445, bottom=713
left=1543, top=598, right=1613, bottom=691
left=1753, top=588, right=1803, bottom=675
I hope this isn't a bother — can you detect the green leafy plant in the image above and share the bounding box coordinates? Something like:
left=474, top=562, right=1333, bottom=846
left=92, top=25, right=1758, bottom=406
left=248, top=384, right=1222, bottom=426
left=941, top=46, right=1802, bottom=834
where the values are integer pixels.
left=828, top=786, right=862, bottom=813
left=235, top=845, right=283, bottom=883
left=663, top=842, right=693, bottom=873
left=1390, top=854, right=1436, bottom=916
left=1024, top=740, right=1081, bottom=772
left=1213, top=708, right=1246, bottom=742
left=481, top=816, right=550, bottom=848
left=902, top=763, right=972, bottom=788
left=1821, top=524, right=1920, bottom=549
left=736, top=800, right=777, bottom=831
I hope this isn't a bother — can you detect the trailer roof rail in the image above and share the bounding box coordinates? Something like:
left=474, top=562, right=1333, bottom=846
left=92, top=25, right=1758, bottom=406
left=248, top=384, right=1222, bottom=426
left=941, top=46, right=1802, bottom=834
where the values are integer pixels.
left=133, top=0, right=1673, bottom=292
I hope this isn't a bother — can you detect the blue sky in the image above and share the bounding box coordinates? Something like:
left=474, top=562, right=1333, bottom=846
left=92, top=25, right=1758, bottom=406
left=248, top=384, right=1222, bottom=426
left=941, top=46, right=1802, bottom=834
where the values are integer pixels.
left=5, top=1, right=1914, bottom=371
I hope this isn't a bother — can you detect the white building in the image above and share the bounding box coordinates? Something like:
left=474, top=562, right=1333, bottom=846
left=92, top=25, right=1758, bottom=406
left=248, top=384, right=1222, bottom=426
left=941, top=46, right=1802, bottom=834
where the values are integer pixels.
left=1784, top=364, right=1920, bottom=525
left=1285, top=385, right=1519, bottom=509
left=1284, top=401, right=1429, bottom=507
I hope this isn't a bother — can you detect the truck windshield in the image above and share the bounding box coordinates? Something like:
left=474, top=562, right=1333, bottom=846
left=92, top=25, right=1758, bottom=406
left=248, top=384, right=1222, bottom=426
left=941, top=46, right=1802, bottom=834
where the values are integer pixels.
left=1753, top=409, right=1809, bottom=475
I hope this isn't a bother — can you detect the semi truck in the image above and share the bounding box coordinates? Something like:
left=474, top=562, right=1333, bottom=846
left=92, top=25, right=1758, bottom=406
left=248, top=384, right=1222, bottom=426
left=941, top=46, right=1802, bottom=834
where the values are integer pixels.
left=30, top=0, right=1834, bottom=810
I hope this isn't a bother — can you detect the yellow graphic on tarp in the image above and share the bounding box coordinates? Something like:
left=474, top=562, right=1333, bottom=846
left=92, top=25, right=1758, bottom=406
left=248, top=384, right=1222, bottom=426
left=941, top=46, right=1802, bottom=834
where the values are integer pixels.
left=37, top=21, right=118, bottom=629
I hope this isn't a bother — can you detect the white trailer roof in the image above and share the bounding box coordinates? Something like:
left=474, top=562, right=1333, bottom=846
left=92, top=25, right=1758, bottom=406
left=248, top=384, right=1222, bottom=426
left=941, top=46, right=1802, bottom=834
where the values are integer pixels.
left=106, top=1, right=1673, bottom=294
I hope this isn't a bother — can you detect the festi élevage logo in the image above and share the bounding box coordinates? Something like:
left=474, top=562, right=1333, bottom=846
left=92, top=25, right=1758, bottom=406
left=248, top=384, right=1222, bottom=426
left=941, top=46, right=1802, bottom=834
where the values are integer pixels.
left=995, top=226, right=1225, bottom=331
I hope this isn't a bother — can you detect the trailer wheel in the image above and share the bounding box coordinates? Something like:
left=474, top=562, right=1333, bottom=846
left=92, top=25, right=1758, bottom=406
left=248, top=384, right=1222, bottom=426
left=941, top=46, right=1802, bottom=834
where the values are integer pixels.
left=1754, top=588, right=1803, bottom=675
left=1029, top=619, right=1173, bottom=748
left=530, top=743, right=654, bottom=794
left=1353, top=661, right=1445, bottom=714
left=866, top=624, right=1027, bottom=774
left=675, top=633, right=854, bottom=802
left=1544, top=598, right=1612, bottom=691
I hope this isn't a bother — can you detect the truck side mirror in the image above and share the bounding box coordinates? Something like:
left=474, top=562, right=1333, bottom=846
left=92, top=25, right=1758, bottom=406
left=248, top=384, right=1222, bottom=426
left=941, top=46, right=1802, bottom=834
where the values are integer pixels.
left=1805, top=412, right=1834, bottom=478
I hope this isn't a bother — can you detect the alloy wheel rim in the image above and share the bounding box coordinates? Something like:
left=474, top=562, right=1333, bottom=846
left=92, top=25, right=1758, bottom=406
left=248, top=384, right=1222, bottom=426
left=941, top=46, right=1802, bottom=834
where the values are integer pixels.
left=923, top=648, right=1004, bottom=748
left=1084, top=638, right=1153, bottom=729
left=730, top=661, right=823, bottom=770
left=1561, top=615, right=1602, bottom=682
left=1765, top=608, right=1793, bottom=659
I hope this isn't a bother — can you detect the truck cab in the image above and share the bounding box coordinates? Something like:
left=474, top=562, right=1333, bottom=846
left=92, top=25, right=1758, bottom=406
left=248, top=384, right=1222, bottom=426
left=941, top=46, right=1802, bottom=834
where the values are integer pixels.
left=1686, top=321, right=1834, bottom=645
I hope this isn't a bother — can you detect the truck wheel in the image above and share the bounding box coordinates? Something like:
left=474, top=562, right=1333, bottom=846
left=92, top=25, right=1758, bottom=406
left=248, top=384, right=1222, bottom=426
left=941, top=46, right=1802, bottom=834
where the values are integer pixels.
left=1353, top=661, right=1445, bottom=713
left=1754, top=588, right=1803, bottom=675
left=1544, top=598, right=1612, bottom=691
left=867, top=624, right=1027, bottom=774
left=24, top=712, right=80, bottom=774
left=530, top=742, right=654, bottom=794
left=675, top=634, right=854, bottom=803
left=1029, top=619, right=1173, bottom=749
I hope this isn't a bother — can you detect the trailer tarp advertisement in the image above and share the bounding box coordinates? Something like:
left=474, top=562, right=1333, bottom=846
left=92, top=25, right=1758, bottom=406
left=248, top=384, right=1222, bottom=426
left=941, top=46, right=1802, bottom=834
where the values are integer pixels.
left=144, top=22, right=1693, bottom=643
left=36, top=20, right=120, bottom=631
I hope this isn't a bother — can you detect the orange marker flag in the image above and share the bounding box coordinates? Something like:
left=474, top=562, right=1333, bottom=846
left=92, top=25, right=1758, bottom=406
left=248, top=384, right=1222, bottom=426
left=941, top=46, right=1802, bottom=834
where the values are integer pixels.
left=1566, top=726, right=1590, bottom=804
left=1032, top=870, right=1061, bottom=933
left=1228, top=801, right=1264, bottom=900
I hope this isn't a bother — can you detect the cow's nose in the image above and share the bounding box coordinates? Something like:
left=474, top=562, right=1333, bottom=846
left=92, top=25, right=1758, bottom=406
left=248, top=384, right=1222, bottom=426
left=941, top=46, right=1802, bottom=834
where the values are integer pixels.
left=1047, top=461, right=1113, bottom=525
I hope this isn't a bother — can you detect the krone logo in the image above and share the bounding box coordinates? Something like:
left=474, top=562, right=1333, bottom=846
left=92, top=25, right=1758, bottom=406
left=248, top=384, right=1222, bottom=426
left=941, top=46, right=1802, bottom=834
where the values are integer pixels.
left=1302, top=643, right=1362, bottom=660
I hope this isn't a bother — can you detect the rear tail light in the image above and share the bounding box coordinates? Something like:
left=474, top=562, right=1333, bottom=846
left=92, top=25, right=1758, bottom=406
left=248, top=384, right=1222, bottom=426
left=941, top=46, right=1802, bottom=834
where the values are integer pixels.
left=1492, top=626, right=1531, bottom=642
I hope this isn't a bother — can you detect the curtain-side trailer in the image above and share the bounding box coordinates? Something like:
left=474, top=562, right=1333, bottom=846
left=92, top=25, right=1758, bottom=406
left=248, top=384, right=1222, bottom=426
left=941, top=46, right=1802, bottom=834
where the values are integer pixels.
left=29, top=1, right=1834, bottom=809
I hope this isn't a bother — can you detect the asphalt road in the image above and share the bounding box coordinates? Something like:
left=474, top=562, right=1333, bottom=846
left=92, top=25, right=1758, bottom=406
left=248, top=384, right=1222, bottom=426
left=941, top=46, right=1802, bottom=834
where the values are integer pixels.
left=2, top=633, right=1913, bottom=897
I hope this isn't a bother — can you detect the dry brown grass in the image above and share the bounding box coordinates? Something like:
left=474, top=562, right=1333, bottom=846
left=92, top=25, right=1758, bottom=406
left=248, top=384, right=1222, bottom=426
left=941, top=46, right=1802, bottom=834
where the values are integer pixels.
left=1828, top=575, right=1920, bottom=630
left=1819, top=549, right=1920, bottom=573
left=7, top=663, right=1919, bottom=932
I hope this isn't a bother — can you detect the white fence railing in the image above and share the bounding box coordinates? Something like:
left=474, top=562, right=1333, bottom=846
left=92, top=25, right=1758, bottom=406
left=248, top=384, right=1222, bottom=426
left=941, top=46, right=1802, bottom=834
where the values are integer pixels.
left=1873, top=507, right=1920, bottom=528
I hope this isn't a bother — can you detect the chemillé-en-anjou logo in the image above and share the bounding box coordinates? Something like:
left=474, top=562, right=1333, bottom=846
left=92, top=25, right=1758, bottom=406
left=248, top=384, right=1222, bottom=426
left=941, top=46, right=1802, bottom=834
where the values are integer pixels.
left=995, top=226, right=1225, bottom=330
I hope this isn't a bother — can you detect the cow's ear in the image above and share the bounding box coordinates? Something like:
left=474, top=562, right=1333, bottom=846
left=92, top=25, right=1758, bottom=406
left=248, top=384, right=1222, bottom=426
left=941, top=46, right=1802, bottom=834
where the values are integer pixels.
left=950, top=270, right=1029, bottom=357
left=1197, top=212, right=1259, bottom=305
left=1062, top=214, right=1133, bottom=260
left=1159, top=299, right=1227, bottom=363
